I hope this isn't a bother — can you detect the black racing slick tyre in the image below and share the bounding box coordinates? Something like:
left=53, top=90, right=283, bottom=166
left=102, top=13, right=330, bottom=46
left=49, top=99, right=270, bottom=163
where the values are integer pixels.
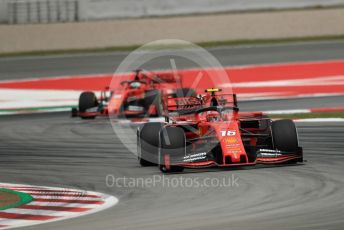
left=271, top=119, right=298, bottom=152
left=138, top=122, right=163, bottom=166
left=159, top=127, right=185, bottom=173
left=174, top=88, right=197, bottom=98
left=79, top=92, right=98, bottom=119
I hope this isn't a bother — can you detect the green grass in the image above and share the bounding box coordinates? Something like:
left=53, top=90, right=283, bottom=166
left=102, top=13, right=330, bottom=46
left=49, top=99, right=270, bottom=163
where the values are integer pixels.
left=269, top=112, right=344, bottom=119
left=0, top=188, right=33, bottom=210
left=1, top=35, right=344, bottom=58
left=0, top=105, right=73, bottom=113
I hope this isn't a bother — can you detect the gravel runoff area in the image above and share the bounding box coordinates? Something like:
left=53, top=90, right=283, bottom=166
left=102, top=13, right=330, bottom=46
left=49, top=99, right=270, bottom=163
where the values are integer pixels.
left=0, top=8, right=344, bottom=54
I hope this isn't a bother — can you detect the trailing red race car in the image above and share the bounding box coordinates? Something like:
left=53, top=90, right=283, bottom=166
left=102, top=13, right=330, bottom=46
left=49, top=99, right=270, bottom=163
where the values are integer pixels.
left=137, top=88, right=303, bottom=173
left=72, top=69, right=196, bottom=119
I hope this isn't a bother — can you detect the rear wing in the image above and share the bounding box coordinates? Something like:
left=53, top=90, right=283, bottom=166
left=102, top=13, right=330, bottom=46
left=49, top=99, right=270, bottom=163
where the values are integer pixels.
left=166, top=96, right=202, bottom=113
left=165, top=93, right=238, bottom=115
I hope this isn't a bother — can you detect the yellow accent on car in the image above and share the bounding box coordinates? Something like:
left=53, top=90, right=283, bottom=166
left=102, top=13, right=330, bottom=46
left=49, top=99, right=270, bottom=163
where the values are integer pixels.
left=205, top=88, right=222, bottom=93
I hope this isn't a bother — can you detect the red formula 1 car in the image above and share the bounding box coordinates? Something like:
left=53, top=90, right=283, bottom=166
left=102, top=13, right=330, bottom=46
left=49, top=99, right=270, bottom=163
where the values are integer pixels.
left=137, top=88, right=303, bottom=173
left=72, top=69, right=195, bottom=119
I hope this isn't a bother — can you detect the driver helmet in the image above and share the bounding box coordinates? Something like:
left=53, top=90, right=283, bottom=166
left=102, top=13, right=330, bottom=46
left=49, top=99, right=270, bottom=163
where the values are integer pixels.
left=130, top=81, right=141, bottom=89
left=206, top=111, right=220, bottom=122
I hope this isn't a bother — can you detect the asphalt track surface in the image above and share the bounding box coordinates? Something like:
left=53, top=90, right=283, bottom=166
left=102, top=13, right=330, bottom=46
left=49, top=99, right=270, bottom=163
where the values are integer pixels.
left=0, top=113, right=343, bottom=230
left=1, top=40, right=344, bottom=80
left=0, top=41, right=344, bottom=229
left=1, top=40, right=344, bottom=110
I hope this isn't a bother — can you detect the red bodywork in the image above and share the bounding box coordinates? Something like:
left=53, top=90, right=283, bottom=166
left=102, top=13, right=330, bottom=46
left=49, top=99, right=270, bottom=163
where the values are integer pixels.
left=160, top=90, right=303, bottom=169
left=78, top=70, right=182, bottom=119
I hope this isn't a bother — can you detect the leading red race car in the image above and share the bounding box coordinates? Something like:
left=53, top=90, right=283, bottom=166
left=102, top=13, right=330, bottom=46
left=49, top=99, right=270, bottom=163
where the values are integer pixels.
left=72, top=69, right=195, bottom=119
left=137, top=88, right=303, bottom=173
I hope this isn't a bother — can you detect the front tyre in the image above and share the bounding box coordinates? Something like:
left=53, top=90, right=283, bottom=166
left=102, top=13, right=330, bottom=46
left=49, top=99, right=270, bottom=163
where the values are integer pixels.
left=271, top=119, right=298, bottom=152
left=159, top=127, right=185, bottom=173
left=271, top=119, right=302, bottom=163
left=138, top=122, right=164, bottom=166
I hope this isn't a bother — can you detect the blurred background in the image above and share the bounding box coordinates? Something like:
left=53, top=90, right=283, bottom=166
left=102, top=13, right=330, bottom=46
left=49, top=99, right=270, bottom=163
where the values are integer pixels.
left=1, top=0, right=344, bottom=24
left=0, top=1, right=344, bottom=230
left=0, top=0, right=344, bottom=54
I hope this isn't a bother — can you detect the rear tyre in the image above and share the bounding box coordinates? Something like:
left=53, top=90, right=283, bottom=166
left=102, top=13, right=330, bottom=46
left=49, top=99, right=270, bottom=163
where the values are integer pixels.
left=138, top=122, right=163, bottom=166
left=79, top=92, right=98, bottom=119
left=159, top=127, right=185, bottom=173
left=271, top=119, right=298, bottom=152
